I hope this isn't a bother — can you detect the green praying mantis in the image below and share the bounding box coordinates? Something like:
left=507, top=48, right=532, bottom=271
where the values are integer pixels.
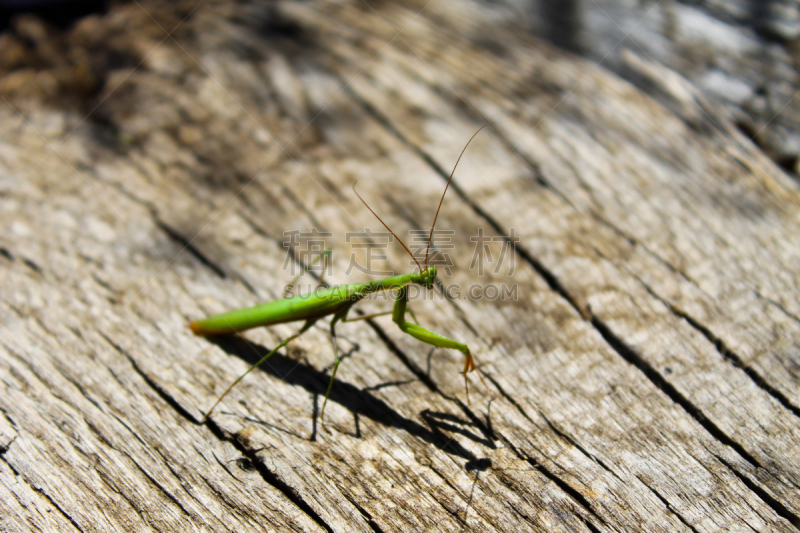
left=190, top=126, right=489, bottom=423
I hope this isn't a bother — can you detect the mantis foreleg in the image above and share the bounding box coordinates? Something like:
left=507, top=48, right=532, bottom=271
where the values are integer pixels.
left=391, top=286, right=481, bottom=402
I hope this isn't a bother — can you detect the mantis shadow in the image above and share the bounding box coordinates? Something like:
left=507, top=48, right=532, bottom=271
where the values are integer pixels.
left=207, top=335, right=495, bottom=465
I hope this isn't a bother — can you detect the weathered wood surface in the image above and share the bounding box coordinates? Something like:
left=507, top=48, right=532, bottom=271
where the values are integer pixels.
left=1, top=1, right=799, bottom=531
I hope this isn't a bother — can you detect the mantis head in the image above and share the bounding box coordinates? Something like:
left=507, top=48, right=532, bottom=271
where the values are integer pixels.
left=414, top=266, right=437, bottom=289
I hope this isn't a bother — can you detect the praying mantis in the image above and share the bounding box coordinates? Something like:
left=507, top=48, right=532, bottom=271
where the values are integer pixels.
left=190, top=126, right=489, bottom=423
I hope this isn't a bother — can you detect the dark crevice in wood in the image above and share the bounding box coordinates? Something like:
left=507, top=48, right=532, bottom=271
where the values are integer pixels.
left=94, top=474, right=154, bottom=532
left=341, top=493, right=387, bottom=533
left=481, top=368, right=625, bottom=525
left=0, top=434, right=14, bottom=456
left=589, top=317, right=764, bottom=472
left=419, top=469, right=471, bottom=527
left=428, top=455, right=474, bottom=507
left=153, top=217, right=227, bottom=279
left=0, top=409, right=16, bottom=455
left=238, top=208, right=332, bottom=299
left=752, top=289, right=800, bottom=327
left=90, top=271, right=115, bottom=295
left=684, top=311, right=800, bottom=416
left=204, top=419, right=336, bottom=533
left=349, top=92, right=800, bottom=519
left=95, top=422, right=200, bottom=523
left=21, top=257, right=43, bottom=276
left=499, top=437, right=608, bottom=532
left=482, top=371, right=534, bottom=427
left=583, top=518, right=603, bottom=533
left=434, top=277, right=485, bottom=338
left=624, top=264, right=800, bottom=420
left=713, top=453, right=800, bottom=529
left=579, top=213, right=800, bottom=420
left=212, top=451, right=242, bottom=482
left=489, top=474, right=549, bottom=529
left=539, top=0, right=582, bottom=54
left=100, top=332, right=335, bottom=531
left=237, top=211, right=284, bottom=247
left=505, top=499, right=535, bottom=523
left=98, top=331, right=202, bottom=423
left=237, top=212, right=308, bottom=300
left=0, top=247, right=14, bottom=262
left=197, top=474, right=250, bottom=523
left=641, top=479, right=701, bottom=533
left=102, top=172, right=260, bottom=299
left=98, top=453, right=188, bottom=531
left=481, top=102, right=730, bottom=334
left=534, top=408, right=620, bottom=482
left=73, top=349, right=210, bottom=525
left=525, top=458, right=606, bottom=533
left=1, top=455, right=86, bottom=533
left=102, top=168, right=158, bottom=213
left=427, top=460, right=498, bottom=528
left=138, top=436, right=210, bottom=520
left=361, top=378, right=416, bottom=392
left=634, top=242, right=716, bottom=303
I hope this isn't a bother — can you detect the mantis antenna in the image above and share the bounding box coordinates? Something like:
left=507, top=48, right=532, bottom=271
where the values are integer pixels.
left=352, top=183, right=422, bottom=272
left=425, top=124, right=490, bottom=269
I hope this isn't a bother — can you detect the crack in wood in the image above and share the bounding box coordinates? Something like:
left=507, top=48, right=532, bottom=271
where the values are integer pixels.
left=1, top=455, right=86, bottom=533
left=343, top=86, right=800, bottom=530
left=626, top=263, right=800, bottom=419
left=534, top=408, right=621, bottom=482
left=477, top=371, right=622, bottom=528
left=153, top=217, right=228, bottom=280
left=642, top=480, right=702, bottom=533
left=98, top=331, right=200, bottom=423
left=713, top=453, right=800, bottom=529
left=341, top=492, right=387, bottom=533
left=99, top=332, right=336, bottom=531
left=589, top=316, right=765, bottom=474
left=342, top=83, right=800, bottom=529
left=498, top=436, right=609, bottom=532
left=204, top=417, right=336, bottom=533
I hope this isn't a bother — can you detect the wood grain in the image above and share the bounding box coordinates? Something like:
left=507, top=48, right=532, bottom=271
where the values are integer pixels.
left=1, top=1, right=798, bottom=531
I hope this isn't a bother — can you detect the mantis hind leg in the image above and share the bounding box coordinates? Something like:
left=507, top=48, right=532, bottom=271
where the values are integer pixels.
left=391, top=287, right=484, bottom=402
left=203, top=318, right=318, bottom=422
